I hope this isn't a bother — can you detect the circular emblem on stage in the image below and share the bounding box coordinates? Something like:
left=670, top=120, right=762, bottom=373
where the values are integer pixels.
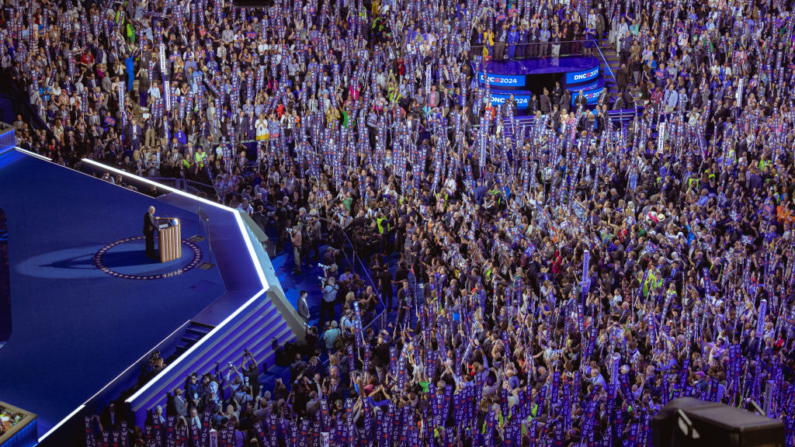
left=93, top=237, right=203, bottom=280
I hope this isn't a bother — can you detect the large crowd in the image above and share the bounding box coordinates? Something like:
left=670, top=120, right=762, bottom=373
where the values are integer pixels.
left=7, top=0, right=795, bottom=444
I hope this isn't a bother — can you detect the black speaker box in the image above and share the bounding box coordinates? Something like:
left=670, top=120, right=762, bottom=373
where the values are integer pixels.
left=652, top=398, right=785, bottom=447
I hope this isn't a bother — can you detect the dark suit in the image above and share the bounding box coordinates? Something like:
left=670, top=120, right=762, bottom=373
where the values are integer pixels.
left=172, top=394, right=188, bottom=418
left=143, top=211, right=158, bottom=258
left=597, top=89, right=609, bottom=105
left=616, top=67, right=629, bottom=93
left=328, top=383, right=346, bottom=402
left=297, top=296, right=310, bottom=322
left=540, top=94, right=551, bottom=113
left=100, top=407, right=121, bottom=431
left=95, top=49, right=107, bottom=66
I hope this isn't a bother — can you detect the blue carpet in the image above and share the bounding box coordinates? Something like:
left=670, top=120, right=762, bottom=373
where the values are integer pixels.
left=264, top=231, right=410, bottom=335
left=257, top=228, right=408, bottom=395
left=0, top=151, right=227, bottom=437
left=269, top=243, right=327, bottom=330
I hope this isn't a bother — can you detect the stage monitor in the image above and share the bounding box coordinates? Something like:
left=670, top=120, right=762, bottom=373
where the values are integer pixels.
left=651, top=398, right=784, bottom=447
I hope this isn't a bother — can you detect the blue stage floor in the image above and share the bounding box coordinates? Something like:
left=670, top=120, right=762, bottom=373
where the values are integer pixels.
left=0, top=151, right=226, bottom=437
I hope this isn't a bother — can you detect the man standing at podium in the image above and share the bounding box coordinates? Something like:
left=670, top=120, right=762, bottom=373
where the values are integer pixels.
left=143, top=206, right=158, bottom=258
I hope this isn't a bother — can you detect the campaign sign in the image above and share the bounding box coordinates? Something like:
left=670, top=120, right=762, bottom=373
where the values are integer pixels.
left=490, top=93, right=531, bottom=109
left=570, top=86, right=604, bottom=105
left=478, top=72, right=525, bottom=87
left=565, top=66, right=600, bottom=84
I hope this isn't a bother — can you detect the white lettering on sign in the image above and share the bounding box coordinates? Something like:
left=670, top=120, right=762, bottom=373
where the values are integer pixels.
left=572, top=68, right=599, bottom=82
left=479, top=73, right=521, bottom=85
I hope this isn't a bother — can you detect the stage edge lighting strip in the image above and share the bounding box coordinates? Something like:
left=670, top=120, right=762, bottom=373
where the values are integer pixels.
left=38, top=405, right=86, bottom=442
left=78, top=158, right=271, bottom=399
left=87, top=321, right=190, bottom=400
left=79, top=158, right=267, bottom=287
left=38, top=320, right=190, bottom=441
left=32, top=153, right=273, bottom=441
left=124, top=289, right=268, bottom=405
left=15, top=147, right=52, bottom=161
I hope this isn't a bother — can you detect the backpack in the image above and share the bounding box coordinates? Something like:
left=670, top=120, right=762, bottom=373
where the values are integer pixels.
left=333, top=329, right=344, bottom=350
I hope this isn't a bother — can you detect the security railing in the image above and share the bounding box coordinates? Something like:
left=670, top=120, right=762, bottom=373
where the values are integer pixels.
left=470, top=39, right=599, bottom=59
left=319, top=217, right=388, bottom=338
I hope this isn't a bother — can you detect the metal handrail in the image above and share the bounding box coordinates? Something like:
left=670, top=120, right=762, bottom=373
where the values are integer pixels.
left=499, top=106, right=645, bottom=131
left=352, top=245, right=388, bottom=335
left=316, top=219, right=388, bottom=365
left=339, top=226, right=388, bottom=332
left=595, top=43, right=618, bottom=86
left=470, top=39, right=598, bottom=59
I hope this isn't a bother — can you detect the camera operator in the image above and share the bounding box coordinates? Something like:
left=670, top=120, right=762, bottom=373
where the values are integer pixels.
left=320, top=276, right=339, bottom=325
left=225, top=362, right=254, bottom=407
left=147, top=351, right=166, bottom=381
left=241, top=350, right=260, bottom=397
left=275, top=197, right=294, bottom=251
left=320, top=248, right=339, bottom=277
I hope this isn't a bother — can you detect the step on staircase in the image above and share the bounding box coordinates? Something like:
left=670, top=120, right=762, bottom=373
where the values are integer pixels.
left=165, top=321, right=215, bottom=364
left=126, top=291, right=295, bottom=427
left=600, top=45, right=621, bottom=102
left=131, top=80, right=148, bottom=123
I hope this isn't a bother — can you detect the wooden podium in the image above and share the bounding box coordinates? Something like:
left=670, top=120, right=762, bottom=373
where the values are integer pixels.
left=157, top=218, right=182, bottom=263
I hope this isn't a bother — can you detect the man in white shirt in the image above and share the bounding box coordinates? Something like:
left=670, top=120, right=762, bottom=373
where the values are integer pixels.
left=148, top=82, right=161, bottom=101
left=237, top=198, right=254, bottom=216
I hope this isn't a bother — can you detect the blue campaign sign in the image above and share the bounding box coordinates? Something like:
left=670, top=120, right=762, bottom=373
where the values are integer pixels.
left=565, top=66, right=600, bottom=84
left=478, top=72, right=526, bottom=87
left=570, top=86, right=605, bottom=105
left=491, top=93, right=531, bottom=109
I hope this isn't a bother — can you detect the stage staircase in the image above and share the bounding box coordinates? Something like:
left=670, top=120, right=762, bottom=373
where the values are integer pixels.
left=166, top=321, right=214, bottom=364
left=599, top=45, right=621, bottom=102
left=126, top=290, right=294, bottom=427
